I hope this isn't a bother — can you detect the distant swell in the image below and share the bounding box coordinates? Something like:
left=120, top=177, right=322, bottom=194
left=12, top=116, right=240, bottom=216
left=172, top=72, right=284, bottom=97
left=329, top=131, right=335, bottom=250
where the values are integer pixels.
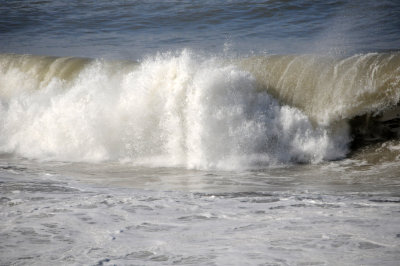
left=1, top=51, right=399, bottom=169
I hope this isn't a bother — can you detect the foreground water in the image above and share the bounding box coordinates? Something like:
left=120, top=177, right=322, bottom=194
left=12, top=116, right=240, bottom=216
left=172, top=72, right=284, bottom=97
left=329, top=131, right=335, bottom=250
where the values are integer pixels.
left=1, top=156, right=400, bottom=265
left=1, top=0, right=400, bottom=265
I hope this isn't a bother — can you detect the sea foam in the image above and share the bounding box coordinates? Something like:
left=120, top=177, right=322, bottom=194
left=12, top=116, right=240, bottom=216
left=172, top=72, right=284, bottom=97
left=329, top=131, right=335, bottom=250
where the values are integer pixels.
left=0, top=51, right=349, bottom=169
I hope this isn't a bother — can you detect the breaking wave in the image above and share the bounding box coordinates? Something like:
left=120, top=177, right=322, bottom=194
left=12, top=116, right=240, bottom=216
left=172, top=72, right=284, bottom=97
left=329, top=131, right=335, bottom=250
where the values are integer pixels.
left=0, top=50, right=399, bottom=169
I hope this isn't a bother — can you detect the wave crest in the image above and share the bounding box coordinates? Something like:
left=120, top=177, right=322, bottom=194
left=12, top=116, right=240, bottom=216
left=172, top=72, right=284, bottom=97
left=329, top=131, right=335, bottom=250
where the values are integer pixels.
left=0, top=51, right=351, bottom=168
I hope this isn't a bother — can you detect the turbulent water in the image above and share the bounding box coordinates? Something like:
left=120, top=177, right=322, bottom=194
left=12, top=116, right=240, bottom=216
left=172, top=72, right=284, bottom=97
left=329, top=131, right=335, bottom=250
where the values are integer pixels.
left=1, top=1, right=400, bottom=265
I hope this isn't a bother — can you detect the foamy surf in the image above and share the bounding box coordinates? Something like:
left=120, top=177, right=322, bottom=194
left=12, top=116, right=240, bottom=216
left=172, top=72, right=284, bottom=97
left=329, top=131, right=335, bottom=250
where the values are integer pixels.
left=0, top=51, right=354, bottom=169
left=2, top=2, right=400, bottom=265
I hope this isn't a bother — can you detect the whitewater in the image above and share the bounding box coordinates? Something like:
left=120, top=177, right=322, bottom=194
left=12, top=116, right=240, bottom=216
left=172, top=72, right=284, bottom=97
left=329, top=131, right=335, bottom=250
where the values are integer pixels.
left=1, top=0, right=400, bottom=265
left=1, top=49, right=399, bottom=265
left=0, top=51, right=354, bottom=168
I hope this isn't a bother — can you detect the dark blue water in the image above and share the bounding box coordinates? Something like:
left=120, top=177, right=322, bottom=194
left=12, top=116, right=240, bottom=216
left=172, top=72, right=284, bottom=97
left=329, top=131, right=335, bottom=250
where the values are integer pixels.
left=1, top=0, right=399, bottom=59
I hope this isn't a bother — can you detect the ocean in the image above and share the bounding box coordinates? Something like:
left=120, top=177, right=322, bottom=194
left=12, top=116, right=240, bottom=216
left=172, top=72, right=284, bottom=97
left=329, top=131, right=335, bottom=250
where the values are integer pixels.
left=1, top=0, right=400, bottom=265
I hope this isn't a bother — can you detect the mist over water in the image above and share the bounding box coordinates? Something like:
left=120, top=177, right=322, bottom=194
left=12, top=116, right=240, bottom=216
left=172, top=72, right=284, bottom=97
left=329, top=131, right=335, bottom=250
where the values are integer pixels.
left=1, top=1, right=400, bottom=265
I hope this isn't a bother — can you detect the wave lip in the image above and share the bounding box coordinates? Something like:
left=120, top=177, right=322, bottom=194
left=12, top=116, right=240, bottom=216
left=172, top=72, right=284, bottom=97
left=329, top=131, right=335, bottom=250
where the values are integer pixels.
left=241, top=52, right=400, bottom=125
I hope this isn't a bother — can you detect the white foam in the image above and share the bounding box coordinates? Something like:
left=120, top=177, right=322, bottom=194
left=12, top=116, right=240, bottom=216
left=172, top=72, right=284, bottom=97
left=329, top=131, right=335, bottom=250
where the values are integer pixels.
left=0, top=51, right=350, bottom=169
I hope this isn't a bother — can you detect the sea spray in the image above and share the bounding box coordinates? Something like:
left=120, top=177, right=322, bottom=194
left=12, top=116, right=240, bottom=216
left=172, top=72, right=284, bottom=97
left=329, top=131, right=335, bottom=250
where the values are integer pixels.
left=0, top=51, right=350, bottom=169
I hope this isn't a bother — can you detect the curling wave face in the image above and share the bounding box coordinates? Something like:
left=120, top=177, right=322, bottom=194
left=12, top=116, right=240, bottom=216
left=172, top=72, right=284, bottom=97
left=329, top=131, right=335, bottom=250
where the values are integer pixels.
left=1, top=51, right=399, bottom=169
left=241, top=52, right=400, bottom=125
